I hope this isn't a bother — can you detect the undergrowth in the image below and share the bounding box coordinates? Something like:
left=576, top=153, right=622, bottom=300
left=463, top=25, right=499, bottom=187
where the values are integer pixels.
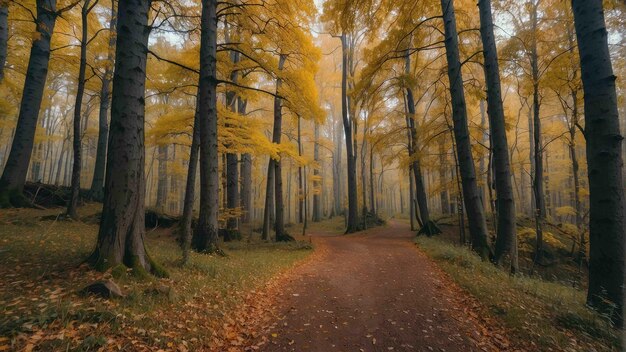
left=416, top=236, right=621, bottom=351
left=0, top=204, right=316, bottom=351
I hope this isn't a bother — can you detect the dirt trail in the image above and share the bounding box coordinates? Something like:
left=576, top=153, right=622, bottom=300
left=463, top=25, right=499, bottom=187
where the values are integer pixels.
left=256, top=220, right=502, bottom=352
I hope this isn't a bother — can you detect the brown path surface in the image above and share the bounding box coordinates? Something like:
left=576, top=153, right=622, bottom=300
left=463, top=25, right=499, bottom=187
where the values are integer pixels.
left=257, top=220, right=497, bottom=352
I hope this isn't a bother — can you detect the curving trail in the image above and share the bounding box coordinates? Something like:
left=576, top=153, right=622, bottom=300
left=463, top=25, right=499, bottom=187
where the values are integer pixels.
left=257, top=220, right=504, bottom=352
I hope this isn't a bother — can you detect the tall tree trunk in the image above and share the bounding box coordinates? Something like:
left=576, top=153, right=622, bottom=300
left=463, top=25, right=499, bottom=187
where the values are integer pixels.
left=369, top=146, right=376, bottom=216
left=341, top=33, right=359, bottom=233
left=440, top=0, right=490, bottom=257
left=90, top=2, right=116, bottom=200
left=0, top=0, right=8, bottom=82
left=239, top=98, right=252, bottom=223
left=262, top=157, right=274, bottom=239
left=332, top=116, right=343, bottom=217
left=181, top=105, right=200, bottom=265
left=478, top=0, right=518, bottom=269
left=529, top=0, right=546, bottom=263
left=312, top=122, right=321, bottom=222
left=192, top=0, right=221, bottom=254
left=572, top=0, right=625, bottom=326
left=0, top=0, right=57, bottom=206
left=225, top=49, right=240, bottom=239
left=438, top=140, right=450, bottom=214
left=67, top=0, right=93, bottom=219
left=298, top=117, right=304, bottom=224
left=479, top=99, right=488, bottom=210
left=156, top=145, right=168, bottom=211
left=88, top=0, right=164, bottom=276
left=273, top=55, right=291, bottom=241
left=404, top=48, right=435, bottom=233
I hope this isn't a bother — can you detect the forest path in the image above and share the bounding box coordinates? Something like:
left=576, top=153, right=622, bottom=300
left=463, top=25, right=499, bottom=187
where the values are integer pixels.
left=256, top=220, right=500, bottom=352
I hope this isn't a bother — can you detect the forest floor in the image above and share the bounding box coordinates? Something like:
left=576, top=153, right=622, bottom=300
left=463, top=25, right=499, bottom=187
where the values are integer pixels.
left=0, top=204, right=318, bottom=351
left=253, top=219, right=621, bottom=352
left=0, top=206, right=621, bottom=351
left=253, top=220, right=512, bottom=352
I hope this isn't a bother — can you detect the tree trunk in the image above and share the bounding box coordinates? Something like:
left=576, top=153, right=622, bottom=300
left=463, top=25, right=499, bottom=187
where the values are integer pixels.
left=404, top=47, right=434, bottom=233
left=341, top=33, right=359, bottom=233
left=440, top=0, right=490, bottom=257
left=273, top=55, right=290, bottom=241
left=88, top=0, right=164, bottom=276
left=572, top=0, right=625, bottom=326
left=369, top=146, right=376, bottom=216
left=0, top=0, right=57, bottom=206
left=0, top=0, right=8, bottom=82
left=332, top=116, right=343, bottom=217
left=528, top=1, right=546, bottom=263
left=181, top=105, right=200, bottom=265
left=192, top=0, right=220, bottom=254
left=298, top=117, right=304, bottom=224
left=67, top=0, right=93, bottom=219
left=225, top=49, right=240, bottom=239
left=312, top=122, right=321, bottom=222
left=90, top=2, right=116, bottom=200
left=478, top=0, right=518, bottom=270
left=156, top=144, right=168, bottom=211
left=262, top=158, right=274, bottom=240
left=239, top=98, right=252, bottom=223
left=438, top=140, right=450, bottom=215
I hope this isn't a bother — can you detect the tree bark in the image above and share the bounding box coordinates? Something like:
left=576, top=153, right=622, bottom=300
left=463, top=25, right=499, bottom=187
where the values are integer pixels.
left=312, top=122, right=321, bottom=222
left=192, top=0, right=220, bottom=254
left=88, top=0, right=164, bottom=276
left=67, top=0, right=94, bottom=219
left=262, top=158, right=274, bottom=240
left=225, top=49, right=240, bottom=238
left=298, top=117, right=304, bottom=224
left=478, top=0, right=518, bottom=270
left=239, top=98, right=252, bottom=223
left=572, top=0, right=625, bottom=326
left=0, top=0, right=57, bottom=206
left=404, top=47, right=435, bottom=233
left=181, top=104, right=200, bottom=265
left=528, top=1, right=546, bottom=263
left=0, top=0, right=8, bottom=82
left=156, top=144, right=168, bottom=211
left=440, top=0, right=490, bottom=257
left=273, top=55, right=290, bottom=241
left=332, top=115, right=343, bottom=217
left=341, top=33, right=359, bottom=233
left=89, top=2, right=116, bottom=200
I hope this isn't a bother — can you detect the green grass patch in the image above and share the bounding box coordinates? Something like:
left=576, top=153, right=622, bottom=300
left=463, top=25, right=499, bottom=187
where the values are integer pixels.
left=415, top=236, right=621, bottom=351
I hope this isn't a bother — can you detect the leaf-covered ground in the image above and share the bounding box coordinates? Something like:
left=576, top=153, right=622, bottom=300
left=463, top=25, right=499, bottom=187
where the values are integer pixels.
left=0, top=204, right=314, bottom=351
left=416, top=235, right=621, bottom=351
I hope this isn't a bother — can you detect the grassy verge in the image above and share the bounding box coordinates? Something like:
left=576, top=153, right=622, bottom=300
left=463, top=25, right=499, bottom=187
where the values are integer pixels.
left=0, top=205, right=315, bottom=351
left=415, top=236, right=621, bottom=352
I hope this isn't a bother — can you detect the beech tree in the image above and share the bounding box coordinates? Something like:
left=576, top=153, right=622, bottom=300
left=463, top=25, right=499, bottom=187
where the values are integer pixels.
left=478, top=0, right=518, bottom=270
left=192, top=0, right=220, bottom=253
left=87, top=0, right=165, bottom=276
left=0, top=0, right=66, bottom=206
left=572, top=0, right=625, bottom=326
left=440, top=0, right=491, bottom=258
left=89, top=0, right=116, bottom=200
